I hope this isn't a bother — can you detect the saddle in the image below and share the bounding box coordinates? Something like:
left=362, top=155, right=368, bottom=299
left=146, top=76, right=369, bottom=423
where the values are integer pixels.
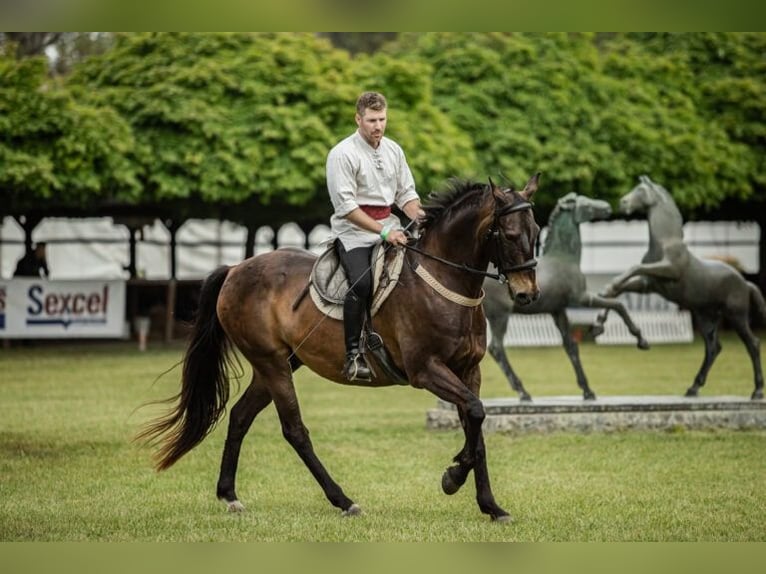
left=309, top=243, right=405, bottom=320
left=307, top=243, right=408, bottom=385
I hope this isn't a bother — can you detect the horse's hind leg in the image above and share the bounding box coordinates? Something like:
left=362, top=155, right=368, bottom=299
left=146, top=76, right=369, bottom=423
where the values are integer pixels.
left=265, top=362, right=359, bottom=516
left=552, top=310, right=595, bottom=400
left=727, top=312, right=763, bottom=400
left=216, top=375, right=273, bottom=512
left=487, top=312, right=531, bottom=400
left=686, top=312, right=722, bottom=397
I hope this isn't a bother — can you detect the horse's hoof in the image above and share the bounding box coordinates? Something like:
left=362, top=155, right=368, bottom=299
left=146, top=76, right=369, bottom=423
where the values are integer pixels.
left=520, top=393, right=533, bottom=402
left=684, top=388, right=699, bottom=398
left=441, top=469, right=460, bottom=495
left=492, top=513, right=513, bottom=523
left=225, top=500, right=246, bottom=513
left=583, top=392, right=597, bottom=401
left=590, top=325, right=605, bottom=338
left=751, top=390, right=764, bottom=400
left=341, top=504, right=362, bottom=517
left=637, top=339, right=650, bottom=350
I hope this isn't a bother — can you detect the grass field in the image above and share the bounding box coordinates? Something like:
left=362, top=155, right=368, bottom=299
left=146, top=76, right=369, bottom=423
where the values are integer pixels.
left=0, top=333, right=764, bottom=541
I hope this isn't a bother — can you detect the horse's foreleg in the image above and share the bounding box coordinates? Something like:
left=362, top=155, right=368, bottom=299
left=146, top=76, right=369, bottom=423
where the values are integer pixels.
left=416, top=362, right=510, bottom=521
left=583, top=293, right=649, bottom=350
left=727, top=313, right=763, bottom=400
left=216, top=377, right=273, bottom=512
left=267, top=365, right=359, bottom=516
left=487, top=313, right=531, bottom=401
left=601, top=262, right=677, bottom=298
left=470, top=431, right=511, bottom=522
left=551, top=310, right=595, bottom=400
left=593, top=276, right=652, bottom=337
left=463, top=369, right=511, bottom=521
left=686, top=312, right=722, bottom=397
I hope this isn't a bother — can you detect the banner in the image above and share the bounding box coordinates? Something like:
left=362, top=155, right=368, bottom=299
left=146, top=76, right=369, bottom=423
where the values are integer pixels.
left=0, top=279, right=126, bottom=338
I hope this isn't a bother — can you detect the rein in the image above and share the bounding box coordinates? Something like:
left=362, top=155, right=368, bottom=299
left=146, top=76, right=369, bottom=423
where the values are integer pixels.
left=403, top=198, right=537, bottom=284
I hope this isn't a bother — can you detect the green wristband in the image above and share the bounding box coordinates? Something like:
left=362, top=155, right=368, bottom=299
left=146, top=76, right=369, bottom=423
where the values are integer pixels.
left=380, top=225, right=391, bottom=241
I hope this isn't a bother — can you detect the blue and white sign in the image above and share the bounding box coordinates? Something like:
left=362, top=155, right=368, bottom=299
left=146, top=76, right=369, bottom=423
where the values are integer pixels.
left=0, top=279, right=126, bottom=338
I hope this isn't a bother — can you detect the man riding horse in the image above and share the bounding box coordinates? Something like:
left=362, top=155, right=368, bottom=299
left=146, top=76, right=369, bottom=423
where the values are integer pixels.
left=326, top=91, right=425, bottom=382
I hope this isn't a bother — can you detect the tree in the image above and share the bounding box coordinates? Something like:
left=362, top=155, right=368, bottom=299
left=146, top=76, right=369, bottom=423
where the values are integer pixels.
left=67, top=32, right=475, bottom=216
left=0, top=51, right=139, bottom=214
left=0, top=33, right=61, bottom=58
left=387, top=33, right=763, bottom=222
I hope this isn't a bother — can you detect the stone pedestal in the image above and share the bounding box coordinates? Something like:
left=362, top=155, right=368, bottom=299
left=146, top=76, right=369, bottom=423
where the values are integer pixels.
left=426, top=396, right=766, bottom=433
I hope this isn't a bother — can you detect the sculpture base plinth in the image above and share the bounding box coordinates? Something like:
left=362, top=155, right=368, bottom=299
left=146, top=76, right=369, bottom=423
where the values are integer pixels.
left=426, top=395, right=766, bottom=433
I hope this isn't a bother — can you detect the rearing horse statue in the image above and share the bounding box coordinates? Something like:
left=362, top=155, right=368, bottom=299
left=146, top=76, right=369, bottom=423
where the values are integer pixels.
left=597, top=175, right=765, bottom=400
left=483, top=192, right=649, bottom=401
left=138, top=175, right=541, bottom=522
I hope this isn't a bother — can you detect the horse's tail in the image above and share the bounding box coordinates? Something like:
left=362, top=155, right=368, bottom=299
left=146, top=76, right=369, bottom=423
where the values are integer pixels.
left=136, top=265, right=233, bottom=471
left=748, top=281, right=766, bottom=327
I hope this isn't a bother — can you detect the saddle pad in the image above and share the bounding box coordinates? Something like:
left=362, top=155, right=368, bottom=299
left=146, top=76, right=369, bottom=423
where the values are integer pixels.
left=309, top=244, right=405, bottom=320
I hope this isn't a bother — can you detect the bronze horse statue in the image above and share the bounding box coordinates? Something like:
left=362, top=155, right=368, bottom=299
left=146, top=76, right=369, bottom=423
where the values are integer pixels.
left=138, top=175, right=542, bottom=522
left=597, top=175, right=766, bottom=400
left=483, top=193, right=649, bottom=401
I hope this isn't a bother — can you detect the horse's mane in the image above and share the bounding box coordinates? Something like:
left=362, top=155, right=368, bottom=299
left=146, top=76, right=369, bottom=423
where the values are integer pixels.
left=647, top=181, right=674, bottom=204
left=419, top=179, right=487, bottom=233
left=542, top=194, right=578, bottom=254
left=545, top=194, right=575, bottom=229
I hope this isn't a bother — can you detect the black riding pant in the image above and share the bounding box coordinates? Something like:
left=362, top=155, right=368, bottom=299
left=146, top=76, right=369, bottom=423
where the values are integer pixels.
left=336, top=240, right=374, bottom=354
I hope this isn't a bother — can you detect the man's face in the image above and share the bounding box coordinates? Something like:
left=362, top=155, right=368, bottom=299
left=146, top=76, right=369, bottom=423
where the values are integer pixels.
left=355, top=107, right=387, bottom=148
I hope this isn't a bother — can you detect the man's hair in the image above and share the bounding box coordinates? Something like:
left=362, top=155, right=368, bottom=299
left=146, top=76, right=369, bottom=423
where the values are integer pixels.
left=356, top=92, right=387, bottom=116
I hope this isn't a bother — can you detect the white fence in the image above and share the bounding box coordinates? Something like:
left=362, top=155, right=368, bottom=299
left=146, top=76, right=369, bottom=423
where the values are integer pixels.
left=0, top=216, right=332, bottom=280
left=2, top=216, right=757, bottom=281
left=496, top=309, right=694, bottom=348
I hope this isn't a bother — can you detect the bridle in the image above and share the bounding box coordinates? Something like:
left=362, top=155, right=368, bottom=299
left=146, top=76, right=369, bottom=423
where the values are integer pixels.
left=490, top=197, right=538, bottom=277
left=402, top=189, right=537, bottom=284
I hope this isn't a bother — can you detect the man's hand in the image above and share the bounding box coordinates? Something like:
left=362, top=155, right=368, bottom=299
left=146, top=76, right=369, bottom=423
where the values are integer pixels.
left=385, top=229, right=409, bottom=247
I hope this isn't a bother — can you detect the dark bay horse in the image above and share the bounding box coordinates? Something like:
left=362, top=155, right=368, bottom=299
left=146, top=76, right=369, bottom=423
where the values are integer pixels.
left=138, top=175, right=541, bottom=521
left=483, top=193, right=649, bottom=401
left=598, top=175, right=766, bottom=399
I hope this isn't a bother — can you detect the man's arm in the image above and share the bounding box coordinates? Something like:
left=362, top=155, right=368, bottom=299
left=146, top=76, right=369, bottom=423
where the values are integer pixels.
left=401, top=198, right=425, bottom=224
left=344, top=208, right=388, bottom=235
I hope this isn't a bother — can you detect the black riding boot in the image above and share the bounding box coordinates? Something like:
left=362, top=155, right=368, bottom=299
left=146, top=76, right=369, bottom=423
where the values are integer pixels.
left=342, top=291, right=372, bottom=382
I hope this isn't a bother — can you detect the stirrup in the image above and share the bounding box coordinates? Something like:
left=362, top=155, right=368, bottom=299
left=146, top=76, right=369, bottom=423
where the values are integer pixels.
left=343, top=352, right=372, bottom=382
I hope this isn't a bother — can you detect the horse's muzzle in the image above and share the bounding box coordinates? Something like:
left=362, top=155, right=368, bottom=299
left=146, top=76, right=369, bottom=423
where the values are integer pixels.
left=513, top=288, right=540, bottom=307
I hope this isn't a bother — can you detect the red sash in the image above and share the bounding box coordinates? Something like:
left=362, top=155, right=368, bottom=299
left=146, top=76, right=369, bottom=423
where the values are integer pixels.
left=359, top=205, right=392, bottom=220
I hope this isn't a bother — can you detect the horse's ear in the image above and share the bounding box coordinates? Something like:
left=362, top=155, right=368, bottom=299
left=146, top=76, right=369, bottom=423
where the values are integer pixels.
left=639, top=175, right=651, bottom=185
left=488, top=176, right=496, bottom=190
left=520, top=172, right=541, bottom=200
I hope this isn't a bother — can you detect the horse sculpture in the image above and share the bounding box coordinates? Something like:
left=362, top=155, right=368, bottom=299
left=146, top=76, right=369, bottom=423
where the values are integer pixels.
left=138, top=175, right=542, bottom=522
left=597, top=175, right=765, bottom=400
left=483, top=192, right=649, bottom=401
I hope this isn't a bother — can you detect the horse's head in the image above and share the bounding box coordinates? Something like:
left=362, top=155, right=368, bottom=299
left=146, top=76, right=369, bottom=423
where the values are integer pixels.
left=620, top=175, right=660, bottom=215
left=490, top=173, right=541, bottom=306
left=556, top=192, right=612, bottom=224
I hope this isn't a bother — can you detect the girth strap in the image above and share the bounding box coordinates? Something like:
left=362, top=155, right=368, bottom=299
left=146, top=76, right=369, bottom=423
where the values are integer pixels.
left=414, top=263, right=485, bottom=307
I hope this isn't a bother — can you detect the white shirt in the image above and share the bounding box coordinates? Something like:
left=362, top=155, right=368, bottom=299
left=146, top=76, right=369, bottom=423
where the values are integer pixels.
left=326, top=130, right=418, bottom=250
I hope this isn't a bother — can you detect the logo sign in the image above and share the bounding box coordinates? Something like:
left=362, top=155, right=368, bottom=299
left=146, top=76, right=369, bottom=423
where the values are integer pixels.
left=26, top=284, right=110, bottom=328
left=0, top=279, right=126, bottom=338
